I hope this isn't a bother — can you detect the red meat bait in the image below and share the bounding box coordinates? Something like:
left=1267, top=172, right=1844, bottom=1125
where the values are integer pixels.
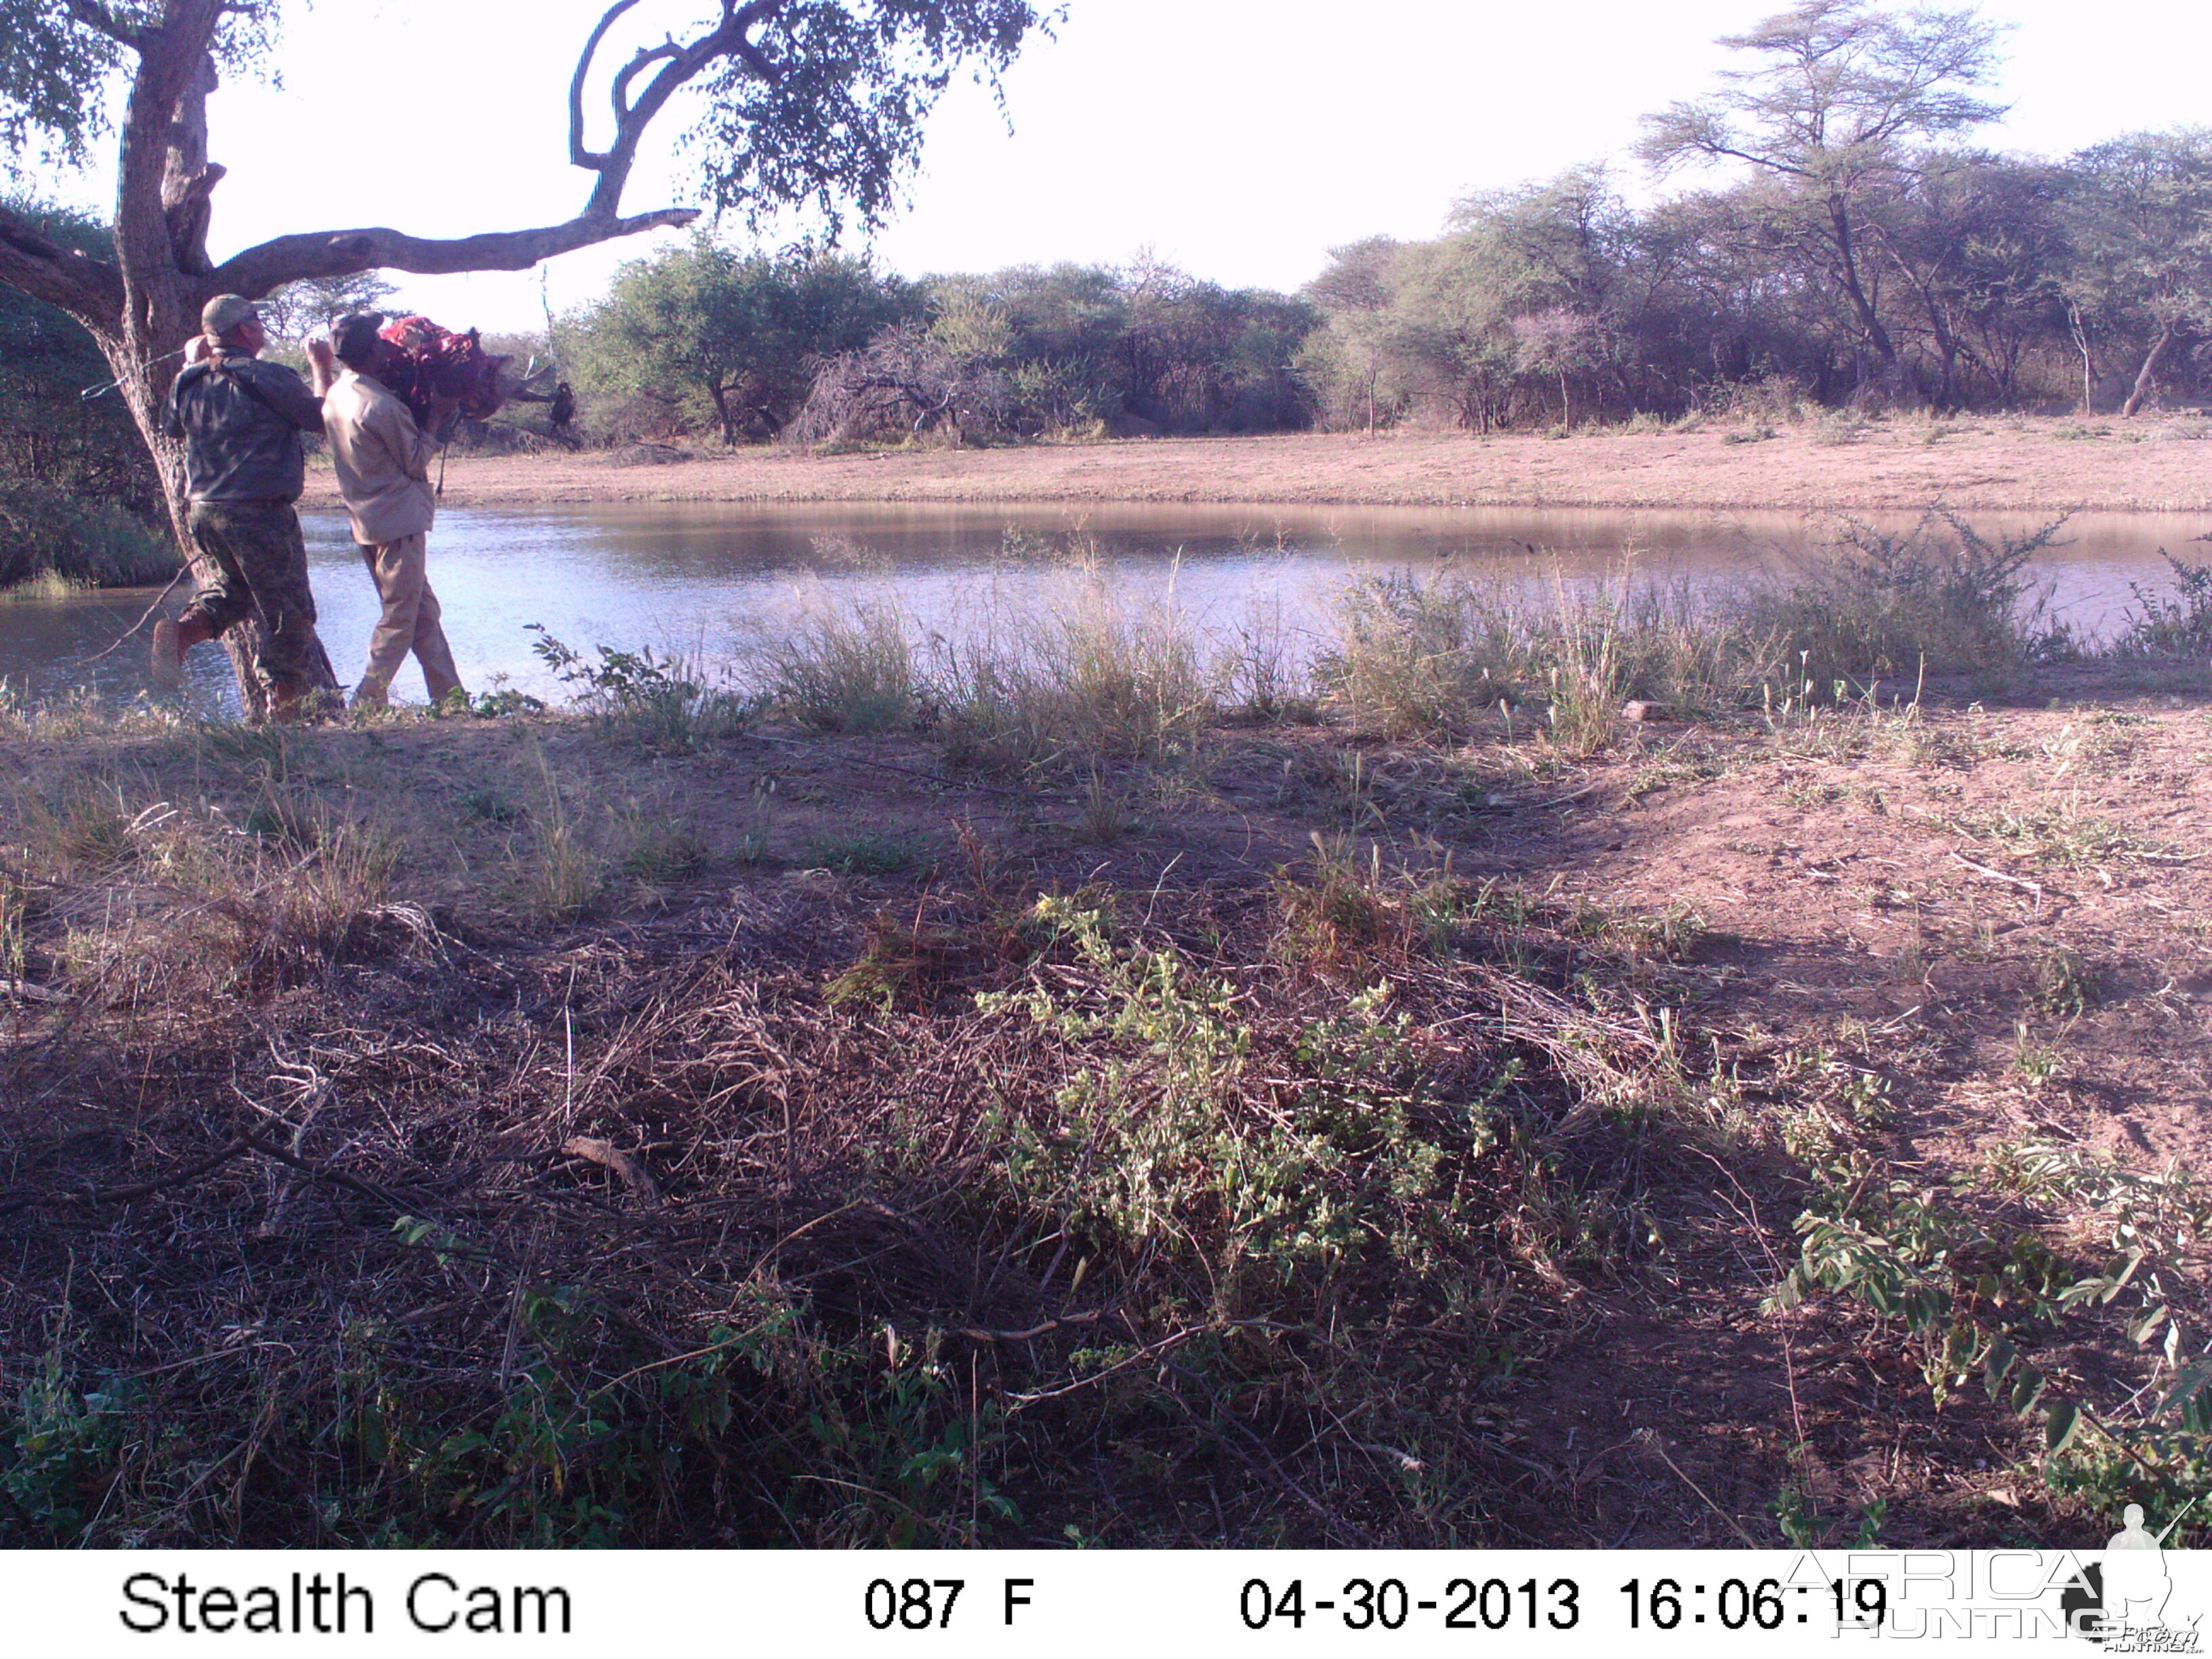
left=374, top=315, right=511, bottom=427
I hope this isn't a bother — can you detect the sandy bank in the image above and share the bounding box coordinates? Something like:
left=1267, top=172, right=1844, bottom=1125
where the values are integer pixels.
left=301, top=418, right=2212, bottom=516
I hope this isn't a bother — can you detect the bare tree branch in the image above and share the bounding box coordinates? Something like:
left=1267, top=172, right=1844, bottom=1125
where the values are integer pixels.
left=613, top=43, right=685, bottom=121
left=0, top=202, right=125, bottom=324
left=201, top=207, right=703, bottom=304
left=570, top=1, right=646, bottom=168
left=565, top=0, right=785, bottom=219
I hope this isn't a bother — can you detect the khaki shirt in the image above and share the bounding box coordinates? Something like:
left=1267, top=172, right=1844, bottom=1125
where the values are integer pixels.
left=323, top=369, right=441, bottom=546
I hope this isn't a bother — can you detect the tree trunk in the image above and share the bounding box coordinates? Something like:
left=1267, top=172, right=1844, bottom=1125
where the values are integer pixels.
left=2068, top=303, right=2095, bottom=416
left=99, top=26, right=344, bottom=722
left=1829, top=197, right=1898, bottom=375
left=2123, top=322, right=2182, bottom=419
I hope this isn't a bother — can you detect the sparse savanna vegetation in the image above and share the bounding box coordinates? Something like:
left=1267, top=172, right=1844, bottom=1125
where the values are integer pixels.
left=3, top=510, right=2209, bottom=1549
left=4, top=0, right=2211, bottom=1568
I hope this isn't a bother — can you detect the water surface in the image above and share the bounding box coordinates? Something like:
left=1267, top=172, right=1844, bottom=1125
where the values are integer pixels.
left=3, top=501, right=2201, bottom=714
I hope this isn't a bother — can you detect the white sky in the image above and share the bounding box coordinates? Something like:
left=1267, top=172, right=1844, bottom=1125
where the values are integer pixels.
left=37, top=0, right=2212, bottom=333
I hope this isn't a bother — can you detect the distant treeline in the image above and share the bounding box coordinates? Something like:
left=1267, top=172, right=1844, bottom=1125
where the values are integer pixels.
left=539, top=2, right=2212, bottom=445
left=548, top=125, right=2212, bottom=449
left=1300, top=133, right=2212, bottom=432
left=557, top=246, right=1316, bottom=447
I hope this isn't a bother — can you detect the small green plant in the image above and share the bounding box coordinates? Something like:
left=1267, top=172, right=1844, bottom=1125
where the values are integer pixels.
left=615, top=801, right=708, bottom=883
left=2012, top=1023, right=2063, bottom=1090
left=2035, top=947, right=2091, bottom=1016
left=1811, top=409, right=1869, bottom=447
left=1225, top=593, right=1319, bottom=724
left=736, top=774, right=777, bottom=864
left=760, top=597, right=923, bottom=734
left=1277, top=834, right=1419, bottom=974
left=525, top=820, right=601, bottom=922
left=459, top=787, right=522, bottom=825
left=18, top=778, right=136, bottom=874
left=1745, top=510, right=2074, bottom=694
left=1, top=1351, right=136, bottom=1542
left=975, top=899, right=1477, bottom=1282
left=527, top=626, right=750, bottom=747
left=1074, top=769, right=1136, bottom=845
left=2116, top=553, right=2212, bottom=659
left=806, top=830, right=922, bottom=876
left=516, top=758, right=602, bottom=923
left=432, top=680, right=545, bottom=720
left=930, top=561, right=1216, bottom=766
left=1773, top=1471, right=1818, bottom=1547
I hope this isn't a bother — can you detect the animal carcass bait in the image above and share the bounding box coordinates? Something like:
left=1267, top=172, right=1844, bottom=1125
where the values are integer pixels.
left=374, top=316, right=510, bottom=428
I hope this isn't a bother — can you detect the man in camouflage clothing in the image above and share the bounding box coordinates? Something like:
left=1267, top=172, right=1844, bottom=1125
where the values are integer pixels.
left=152, top=294, right=329, bottom=718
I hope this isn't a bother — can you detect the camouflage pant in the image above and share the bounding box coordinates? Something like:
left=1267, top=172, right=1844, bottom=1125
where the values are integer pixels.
left=182, top=501, right=321, bottom=699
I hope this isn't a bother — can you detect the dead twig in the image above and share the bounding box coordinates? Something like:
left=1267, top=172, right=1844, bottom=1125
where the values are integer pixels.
left=1635, top=1429, right=1765, bottom=1548
left=560, top=1136, right=661, bottom=1206
left=1948, top=852, right=2045, bottom=911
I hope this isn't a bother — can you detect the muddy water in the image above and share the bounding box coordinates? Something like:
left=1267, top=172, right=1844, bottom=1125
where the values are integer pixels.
left=2, top=501, right=2203, bottom=714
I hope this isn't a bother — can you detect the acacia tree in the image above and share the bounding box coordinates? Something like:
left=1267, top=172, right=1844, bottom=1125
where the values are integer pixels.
left=1639, top=0, right=2007, bottom=393
left=0, top=0, right=1048, bottom=714
left=1300, top=239, right=1400, bottom=434
left=576, top=237, right=914, bottom=443
left=2061, top=131, right=2212, bottom=418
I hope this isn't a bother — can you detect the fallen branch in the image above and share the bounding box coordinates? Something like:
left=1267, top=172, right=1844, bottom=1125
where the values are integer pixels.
left=0, top=1136, right=256, bottom=1218
left=560, top=1136, right=661, bottom=1206
left=956, top=1309, right=1109, bottom=1344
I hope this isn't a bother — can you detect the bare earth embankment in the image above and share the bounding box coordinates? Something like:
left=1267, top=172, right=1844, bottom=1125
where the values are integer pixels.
left=302, top=417, right=2212, bottom=514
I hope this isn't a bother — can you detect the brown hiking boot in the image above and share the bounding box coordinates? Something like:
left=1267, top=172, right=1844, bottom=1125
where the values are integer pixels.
left=150, top=619, right=184, bottom=687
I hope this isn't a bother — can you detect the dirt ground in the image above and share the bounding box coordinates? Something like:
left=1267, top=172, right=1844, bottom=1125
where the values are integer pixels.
left=311, top=417, right=2212, bottom=514
left=4, top=676, right=2207, bottom=1546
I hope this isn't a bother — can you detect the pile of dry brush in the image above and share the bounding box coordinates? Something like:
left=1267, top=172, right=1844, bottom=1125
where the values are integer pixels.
left=1, top=782, right=1706, bottom=1547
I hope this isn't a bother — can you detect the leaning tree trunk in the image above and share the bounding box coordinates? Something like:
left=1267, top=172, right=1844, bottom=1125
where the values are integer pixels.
left=2123, top=322, right=2184, bottom=419
left=101, top=26, right=342, bottom=722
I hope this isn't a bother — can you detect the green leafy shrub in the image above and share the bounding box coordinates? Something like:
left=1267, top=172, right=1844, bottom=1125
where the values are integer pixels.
left=2115, top=553, right=2212, bottom=659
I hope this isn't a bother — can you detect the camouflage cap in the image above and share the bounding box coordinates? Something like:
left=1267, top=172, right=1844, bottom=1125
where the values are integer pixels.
left=201, top=294, right=261, bottom=337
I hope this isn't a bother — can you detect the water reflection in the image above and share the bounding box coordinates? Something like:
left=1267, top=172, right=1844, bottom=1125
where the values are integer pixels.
left=1, top=501, right=2199, bottom=713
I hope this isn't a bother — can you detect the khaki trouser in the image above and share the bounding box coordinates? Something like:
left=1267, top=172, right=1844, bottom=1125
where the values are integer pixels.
left=354, top=534, right=463, bottom=705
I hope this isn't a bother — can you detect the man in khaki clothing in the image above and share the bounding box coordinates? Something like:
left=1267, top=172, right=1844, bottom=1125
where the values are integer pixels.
left=307, top=314, right=465, bottom=708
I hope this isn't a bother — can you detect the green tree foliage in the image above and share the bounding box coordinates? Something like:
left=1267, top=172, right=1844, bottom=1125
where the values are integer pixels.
left=796, top=260, right=1316, bottom=445
left=1300, top=171, right=1641, bottom=432
left=2060, top=130, right=2212, bottom=417
left=0, top=0, right=131, bottom=167
left=257, top=271, right=402, bottom=344
left=1291, top=5, right=2211, bottom=428
left=571, top=239, right=920, bottom=443
left=0, top=195, right=171, bottom=586
left=1638, top=0, right=2009, bottom=383
left=686, top=0, right=1052, bottom=236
